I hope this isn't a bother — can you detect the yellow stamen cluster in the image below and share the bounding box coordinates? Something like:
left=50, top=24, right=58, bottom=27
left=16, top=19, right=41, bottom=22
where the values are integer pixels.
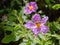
left=29, top=6, right=33, bottom=10
left=36, top=22, right=41, bottom=28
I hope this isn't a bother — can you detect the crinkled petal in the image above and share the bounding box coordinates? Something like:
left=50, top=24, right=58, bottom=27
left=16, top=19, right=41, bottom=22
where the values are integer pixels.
left=32, top=14, right=41, bottom=22
left=32, top=28, right=40, bottom=36
left=25, top=21, right=35, bottom=29
left=41, top=16, right=48, bottom=24
left=40, top=25, right=49, bottom=33
left=24, top=7, right=32, bottom=14
left=30, top=2, right=36, bottom=5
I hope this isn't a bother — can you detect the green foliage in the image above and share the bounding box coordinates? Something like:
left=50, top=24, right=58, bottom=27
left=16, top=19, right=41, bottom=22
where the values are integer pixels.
left=45, top=0, right=54, bottom=9
left=3, top=26, right=14, bottom=31
left=45, top=0, right=54, bottom=4
left=53, top=22, right=60, bottom=30
left=0, top=0, right=60, bottom=45
left=2, top=33, right=15, bottom=43
left=52, top=4, right=60, bottom=10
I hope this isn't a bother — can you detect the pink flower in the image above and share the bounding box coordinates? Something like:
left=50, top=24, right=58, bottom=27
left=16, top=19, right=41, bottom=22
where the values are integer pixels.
left=25, top=14, right=49, bottom=36
left=24, top=2, right=37, bottom=14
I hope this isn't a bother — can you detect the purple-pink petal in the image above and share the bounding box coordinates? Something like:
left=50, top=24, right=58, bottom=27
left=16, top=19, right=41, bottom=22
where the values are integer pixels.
left=32, top=14, right=41, bottom=22
left=41, top=16, right=48, bottom=24
left=29, top=2, right=36, bottom=5
left=32, top=28, right=40, bottom=36
left=40, top=25, right=49, bottom=33
left=24, top=21, right=35, bottom=29
left=24, top=7, right=32, bottom=14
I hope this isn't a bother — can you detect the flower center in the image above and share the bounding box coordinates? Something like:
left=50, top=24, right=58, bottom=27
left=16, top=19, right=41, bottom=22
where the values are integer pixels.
left=29, top=6, right=33, bottom=10
left=36, top=22, right=41, bottom=28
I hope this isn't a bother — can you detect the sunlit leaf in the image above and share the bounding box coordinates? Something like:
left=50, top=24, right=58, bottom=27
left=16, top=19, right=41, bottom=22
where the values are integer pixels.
left=38, top=34, right=46, bottom=40
left=52, top=4, right=60, bottom=10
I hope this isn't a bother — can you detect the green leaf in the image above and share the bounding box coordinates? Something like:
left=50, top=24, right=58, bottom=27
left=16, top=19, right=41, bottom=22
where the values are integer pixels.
left=18, top=10, right=24, bottom=24
left=48, top=22, right=57, bottom=33
left=38, top=34, right=46, bottom=40
left=12, top=10, right=17, bottom=15
left=19, top=42, right=26, bottom=45
left=52, top=4, right=60, bottom=10
left=26, top=41, right=31, bottom=45
left=45, top=0, right=54, bottom=4
left=0, top=9, right=4, bottom=13
left=45, top=0, right=51, bottom=4
left=8, top=15, right=17, bottom=22
left=56, top=17, right=60, bottom=22
left=53, top=22, right=60, bottom=30
left=14, top=24, right=21, bottom=31
left=2, top=34, right=15, bottom=43
left=52, top=34, right=60, bottom=39
left=3, top=26, right=14, bottom=31
left=14, top=30, right=23, bottom=41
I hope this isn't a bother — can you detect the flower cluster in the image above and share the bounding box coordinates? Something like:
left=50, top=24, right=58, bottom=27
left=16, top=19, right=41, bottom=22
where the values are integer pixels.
left=24, top=2, right=49, bottom=36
